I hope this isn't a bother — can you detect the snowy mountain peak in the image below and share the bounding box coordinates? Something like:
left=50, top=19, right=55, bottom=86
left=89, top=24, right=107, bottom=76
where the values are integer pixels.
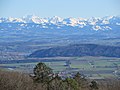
left=49, top=16, right=63, bottom=25
left=0, top=15, right=120, bottom=31
left=7, top=17, right=25, bottom=23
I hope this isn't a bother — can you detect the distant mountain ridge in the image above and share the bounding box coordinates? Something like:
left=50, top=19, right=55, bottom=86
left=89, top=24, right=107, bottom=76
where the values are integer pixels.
left=29, top=44, right=120, bottom=58
left=0, top=15, right=120, bottom=31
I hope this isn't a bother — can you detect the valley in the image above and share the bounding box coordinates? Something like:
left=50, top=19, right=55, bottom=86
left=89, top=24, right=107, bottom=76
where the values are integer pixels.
left=0, top=15, right=120, bottom=80
left=0, top=56, right=120, bottom=79
left=0, top=37, right=120, bottom=79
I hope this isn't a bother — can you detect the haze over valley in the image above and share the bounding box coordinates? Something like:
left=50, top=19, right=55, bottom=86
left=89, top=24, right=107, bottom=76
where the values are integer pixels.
left=0, top=0, right=120, bottom=90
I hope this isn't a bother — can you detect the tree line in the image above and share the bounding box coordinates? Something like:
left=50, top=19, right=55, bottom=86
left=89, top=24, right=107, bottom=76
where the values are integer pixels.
left=0, top=62, right=120, bottom=90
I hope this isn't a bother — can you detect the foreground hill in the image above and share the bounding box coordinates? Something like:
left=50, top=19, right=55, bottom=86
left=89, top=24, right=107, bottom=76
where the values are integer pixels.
left=29, top=44, right=120, bottom=58
left=1, top=64, right=120, bottom=90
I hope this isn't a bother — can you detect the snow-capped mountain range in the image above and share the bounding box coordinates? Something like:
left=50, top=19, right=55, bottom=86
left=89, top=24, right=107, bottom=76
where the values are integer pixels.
left=0, top=15, right=120, bottom=31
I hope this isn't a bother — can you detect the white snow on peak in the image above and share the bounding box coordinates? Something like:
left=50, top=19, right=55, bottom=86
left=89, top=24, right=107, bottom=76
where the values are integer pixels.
left=103, top=26, right=112, bottom=30
left=102, top=20, right=109, bottom=24
left=0, top=18, right=6, bottom=23
left=92, top=25, right=102, bottom=30
left=63, top=17, right=78, bottom=26
left=0, top=15, right=120, bottom=31
left=22, top=15, right=48, bottom=24
left=49, top=16, right=63, bottom=24
left=88, top=17, right=98, bottom=25
left=6, top=17, right=25, bottom=23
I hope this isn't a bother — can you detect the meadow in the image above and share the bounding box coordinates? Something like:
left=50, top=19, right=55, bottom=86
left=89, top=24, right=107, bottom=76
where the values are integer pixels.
left=0, top=56, right=120, bottom=79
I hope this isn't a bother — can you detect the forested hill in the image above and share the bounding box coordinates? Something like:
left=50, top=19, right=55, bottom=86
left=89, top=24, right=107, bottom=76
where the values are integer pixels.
left=29, top=44, right=120, bottom=58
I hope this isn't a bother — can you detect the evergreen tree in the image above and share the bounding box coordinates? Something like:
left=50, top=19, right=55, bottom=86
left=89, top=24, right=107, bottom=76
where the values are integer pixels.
left=90, top=80, right=99, bottom=90
left=73, top=72, right=88, bottom=89
left=33, top=62, right=53, bottom=83
left=64, top=78, right=79, bottom=90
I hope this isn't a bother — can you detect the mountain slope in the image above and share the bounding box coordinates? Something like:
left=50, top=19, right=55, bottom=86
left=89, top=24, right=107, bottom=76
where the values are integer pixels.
left=0, top=15, right=120, bottom=31
left=29, top=44, right=120, bottom=58
left=0, top=15, right=120, bottom=42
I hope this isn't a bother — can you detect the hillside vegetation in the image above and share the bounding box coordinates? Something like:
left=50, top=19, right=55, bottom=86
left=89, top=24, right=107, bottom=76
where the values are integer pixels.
left=29, top=44, right=120, bottom=58
left=0, top=63, right=120, bottom=90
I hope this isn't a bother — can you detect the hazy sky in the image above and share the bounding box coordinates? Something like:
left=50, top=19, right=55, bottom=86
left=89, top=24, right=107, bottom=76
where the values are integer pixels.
left=0, top=0, right=120, bottom=18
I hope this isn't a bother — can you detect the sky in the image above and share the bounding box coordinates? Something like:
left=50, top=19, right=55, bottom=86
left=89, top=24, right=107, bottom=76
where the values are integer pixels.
left=0, top=0, right=120, bottom=18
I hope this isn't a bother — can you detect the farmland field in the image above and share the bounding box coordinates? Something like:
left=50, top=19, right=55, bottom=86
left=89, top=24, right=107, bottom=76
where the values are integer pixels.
left=0, top=37, right=120, bottom=79
left=0, top=56, right=120, bottom=79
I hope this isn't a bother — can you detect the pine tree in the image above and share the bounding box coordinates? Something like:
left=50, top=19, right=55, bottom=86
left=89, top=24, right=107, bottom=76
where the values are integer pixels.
left=90, top=80, right=99, bottom=90
left=33, top=62, right=53, bottom=83
left=73, top=72, right=88, bottom=89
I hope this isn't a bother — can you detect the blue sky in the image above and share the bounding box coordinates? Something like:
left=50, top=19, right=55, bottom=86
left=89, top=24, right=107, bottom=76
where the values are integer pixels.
left=0, top=0, right=120, bottom=18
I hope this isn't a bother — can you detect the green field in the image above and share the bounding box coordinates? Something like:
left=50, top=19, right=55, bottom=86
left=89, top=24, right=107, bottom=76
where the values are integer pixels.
left=0, top=56, right=120, bottom=79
